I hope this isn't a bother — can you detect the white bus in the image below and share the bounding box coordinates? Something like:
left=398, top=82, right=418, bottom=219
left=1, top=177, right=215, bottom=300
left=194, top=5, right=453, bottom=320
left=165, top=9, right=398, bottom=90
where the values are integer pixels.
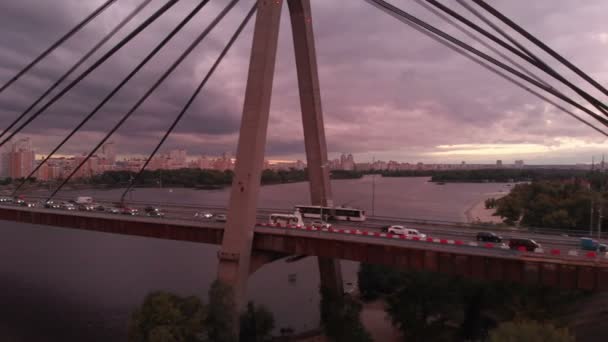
left=294, top=205, right=366, bottom=222
left=269, top=213, right=303, bottom=226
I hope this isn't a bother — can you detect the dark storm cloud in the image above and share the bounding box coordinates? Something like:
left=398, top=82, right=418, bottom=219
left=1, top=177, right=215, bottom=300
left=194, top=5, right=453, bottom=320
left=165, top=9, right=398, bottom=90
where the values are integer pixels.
left=0, top=0, right=606, bottom=163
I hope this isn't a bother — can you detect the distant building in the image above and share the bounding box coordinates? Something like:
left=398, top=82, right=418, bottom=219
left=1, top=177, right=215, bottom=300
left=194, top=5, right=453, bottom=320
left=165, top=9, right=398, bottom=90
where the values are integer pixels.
left=195, top=156, right=213, bottom=170
left=3, top=138, right=35, bottom=179
left=213, top=152, right=234, bottom=171
left=514, top=160, right=524, bottom=168
left=496, top=160, right=503, bottom=168
left=168, top=149, right=187, bottom=169
left=0, top=152, right=8, bottom=179
left=355, top=162, right=371, bottom=171
left=338, top=153, right=355, bottom=171
left=101, top=142, right=117, bottom=165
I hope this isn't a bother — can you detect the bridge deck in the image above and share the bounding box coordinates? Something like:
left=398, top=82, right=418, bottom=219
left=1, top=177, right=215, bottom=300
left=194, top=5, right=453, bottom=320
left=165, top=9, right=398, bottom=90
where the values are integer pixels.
left=1, top=206, right=607, bottom=291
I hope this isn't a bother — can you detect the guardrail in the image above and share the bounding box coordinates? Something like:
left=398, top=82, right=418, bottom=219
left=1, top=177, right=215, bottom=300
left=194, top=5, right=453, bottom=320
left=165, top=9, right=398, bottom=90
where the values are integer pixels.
left=257, top=221, right=608, bottom=265
left=11, top=195, right=602, bottom=241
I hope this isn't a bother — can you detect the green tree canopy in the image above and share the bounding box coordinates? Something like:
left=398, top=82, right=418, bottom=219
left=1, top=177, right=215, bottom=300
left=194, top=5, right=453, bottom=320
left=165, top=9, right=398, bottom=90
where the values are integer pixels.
left=489, top=321, right=575, bottom=342
left=239, top=301, right=275, bottom=342
left=128, top=291, right=207, bottom=342
left=206, top=281, right=237, bottom=342
left=320, top=287, right=372, bottom=342
left=357, top=263, right=404, bottom=301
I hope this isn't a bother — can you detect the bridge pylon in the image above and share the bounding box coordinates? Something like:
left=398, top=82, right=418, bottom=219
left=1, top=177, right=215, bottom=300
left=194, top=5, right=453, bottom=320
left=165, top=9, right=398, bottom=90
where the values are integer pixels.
left=216, top=0, right=343, bottom=331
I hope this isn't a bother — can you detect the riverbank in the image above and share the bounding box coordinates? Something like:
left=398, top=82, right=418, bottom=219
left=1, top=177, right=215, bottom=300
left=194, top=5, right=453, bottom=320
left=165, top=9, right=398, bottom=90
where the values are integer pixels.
left=360, top=300, right=401, bottom=341
left=465, top=192, right=506, bottom=224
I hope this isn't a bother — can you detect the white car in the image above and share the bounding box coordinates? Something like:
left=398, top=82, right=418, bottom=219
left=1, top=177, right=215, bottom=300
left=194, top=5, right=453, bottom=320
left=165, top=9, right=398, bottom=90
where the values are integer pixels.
left=215, top=214, right=227, bottom=222
left=195, top=212, right=213, bottom=219
left=311, top=220, right=332, bottom=229
left=386, top=225, right=427, bottom=239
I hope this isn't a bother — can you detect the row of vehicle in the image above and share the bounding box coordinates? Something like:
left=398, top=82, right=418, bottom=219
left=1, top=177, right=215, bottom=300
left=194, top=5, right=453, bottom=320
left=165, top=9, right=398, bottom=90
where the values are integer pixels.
left=380, top=226, right=544, bottom=252
left=194, top=211, right=227, bottom=222
left=0, top=196, right=169, bottom=218
left=476, top=232, right=608, bottom=253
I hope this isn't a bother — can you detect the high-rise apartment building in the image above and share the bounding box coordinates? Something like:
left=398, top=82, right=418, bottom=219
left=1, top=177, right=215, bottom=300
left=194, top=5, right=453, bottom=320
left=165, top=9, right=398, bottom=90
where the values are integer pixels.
left=3, top=138, right=35, bottom=179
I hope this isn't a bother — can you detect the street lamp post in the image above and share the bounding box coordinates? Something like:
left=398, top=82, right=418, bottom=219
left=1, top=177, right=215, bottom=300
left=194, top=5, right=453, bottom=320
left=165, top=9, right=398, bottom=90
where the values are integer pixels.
left=371, top=157, right=376, bottom=217
left=590, top=198, right=594, bottom=237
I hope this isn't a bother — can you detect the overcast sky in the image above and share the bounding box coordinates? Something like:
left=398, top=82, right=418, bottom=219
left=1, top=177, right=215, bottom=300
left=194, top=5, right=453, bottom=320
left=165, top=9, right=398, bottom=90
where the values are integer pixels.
left=0, top=0, right=606, bottom=164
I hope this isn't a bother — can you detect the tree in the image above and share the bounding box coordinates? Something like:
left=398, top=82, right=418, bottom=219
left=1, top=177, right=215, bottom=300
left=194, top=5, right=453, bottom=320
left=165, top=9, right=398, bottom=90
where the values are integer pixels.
left=495, top=195, right=522, bottom=225
left=320, top=287, right=372, bottom=342
left=128, top=291, right=207, bottom=342
left=239, top=301, right=275, bottom=342
left=357, top=263, right=403, bottom=301
left=386, top=272, right=462, bottom=342
left=489, top=321, right=575, bottom=342
left=206, top=281, right=237, bottom=342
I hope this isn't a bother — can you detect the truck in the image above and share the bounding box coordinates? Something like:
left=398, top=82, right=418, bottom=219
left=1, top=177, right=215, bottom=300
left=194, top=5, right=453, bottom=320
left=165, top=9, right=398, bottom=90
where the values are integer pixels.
left=75, top=196, right=94, bottom=204
left=580, top=237, right=608, bottom=252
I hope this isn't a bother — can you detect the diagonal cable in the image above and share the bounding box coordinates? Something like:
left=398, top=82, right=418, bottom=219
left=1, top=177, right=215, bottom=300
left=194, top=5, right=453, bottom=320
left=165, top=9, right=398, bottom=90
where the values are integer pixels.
left=371, top=0, right=608, bottom=137
left=13, top=0, right=210, bottom=196
left=456, top=0, right=543, bottom=66
left=471, top=0, right=608, bottom=99
left=365, top=0, right=608, bottom=129
left=425, top=0, right=608, bottom=117
left=120, top=3, right=257, bottom=203
left=0, top=0, right=153, bottom=142
left=0, top=0, right=119, bottom=94
left=46, top=0, right=240, bottom=201
left=413, top=0, right=551, bottom=90
left=0, top=0, right=181, bottom=149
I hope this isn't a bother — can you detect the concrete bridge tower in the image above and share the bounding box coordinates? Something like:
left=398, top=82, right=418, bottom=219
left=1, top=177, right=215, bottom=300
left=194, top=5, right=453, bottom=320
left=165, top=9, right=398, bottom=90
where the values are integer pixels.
left=216, top=0, right=343, bottom=328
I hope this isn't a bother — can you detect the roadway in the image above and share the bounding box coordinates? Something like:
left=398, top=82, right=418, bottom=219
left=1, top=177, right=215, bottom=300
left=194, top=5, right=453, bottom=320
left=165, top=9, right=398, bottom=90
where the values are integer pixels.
left=1, top=196, right=603, bottom=257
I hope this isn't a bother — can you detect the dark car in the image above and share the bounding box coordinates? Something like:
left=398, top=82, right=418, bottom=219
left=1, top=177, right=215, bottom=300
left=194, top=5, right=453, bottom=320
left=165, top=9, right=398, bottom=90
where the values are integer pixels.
left=476, top=232, right=502, bottom=243
left=509, top=238, right=541, bottom=252
left=144, top=206, right=161, bottom=214
left=146, top=211, right=165, bottom=218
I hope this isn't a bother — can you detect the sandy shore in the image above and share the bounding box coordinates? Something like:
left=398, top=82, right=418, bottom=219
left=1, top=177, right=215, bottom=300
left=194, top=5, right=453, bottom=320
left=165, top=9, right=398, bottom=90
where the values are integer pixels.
left=465, top=192, right=506, bottom=224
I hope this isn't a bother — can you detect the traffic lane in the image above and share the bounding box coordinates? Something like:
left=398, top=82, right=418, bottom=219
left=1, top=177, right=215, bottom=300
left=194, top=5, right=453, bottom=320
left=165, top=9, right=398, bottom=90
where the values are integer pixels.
left=338, top=221, right=584, bottom=250
left=5, top=202, right=594, bottom=252
left=3, top=205, right=599, bottom=260
left=323, top=223, right=583, bottom=252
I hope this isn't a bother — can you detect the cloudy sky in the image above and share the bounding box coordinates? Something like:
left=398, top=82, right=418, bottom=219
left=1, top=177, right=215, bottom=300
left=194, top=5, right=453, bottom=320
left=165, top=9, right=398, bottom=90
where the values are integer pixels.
left=0, top=0, right=606, bottom=164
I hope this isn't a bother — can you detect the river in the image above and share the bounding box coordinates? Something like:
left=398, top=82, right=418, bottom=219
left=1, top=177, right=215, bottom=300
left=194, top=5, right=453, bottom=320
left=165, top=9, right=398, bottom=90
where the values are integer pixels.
left=0, top=177, right=508, bottom=341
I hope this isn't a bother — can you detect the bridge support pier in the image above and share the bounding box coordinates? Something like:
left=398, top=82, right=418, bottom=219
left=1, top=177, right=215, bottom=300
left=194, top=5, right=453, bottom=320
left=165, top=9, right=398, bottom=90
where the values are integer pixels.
left=216, top=0, right=343, bottom=334
left=216, top=0, right=283, bottom=324
left=287, top=0, right=343, bottom=294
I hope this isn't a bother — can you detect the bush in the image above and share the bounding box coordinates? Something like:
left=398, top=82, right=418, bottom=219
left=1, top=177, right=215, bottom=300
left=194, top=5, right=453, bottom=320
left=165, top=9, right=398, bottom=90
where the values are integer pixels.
left=357, top=263, right=403, bottom=301
left=128, top=291, right=207, bottom=342
left=239, top=302, right=275, bottom=342
left=489, top=321, right=575, bottom=342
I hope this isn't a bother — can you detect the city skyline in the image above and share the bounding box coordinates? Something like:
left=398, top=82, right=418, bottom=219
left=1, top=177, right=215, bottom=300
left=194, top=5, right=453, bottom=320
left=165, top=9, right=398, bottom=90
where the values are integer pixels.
left=0, top=1, right=606, bottom=164
left=1, top=137, right=602, bottom=182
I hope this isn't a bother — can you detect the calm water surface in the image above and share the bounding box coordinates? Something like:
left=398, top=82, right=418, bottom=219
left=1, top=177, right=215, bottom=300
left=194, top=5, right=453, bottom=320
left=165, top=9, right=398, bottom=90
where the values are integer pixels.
left=0, top=177, right=507, bottom=341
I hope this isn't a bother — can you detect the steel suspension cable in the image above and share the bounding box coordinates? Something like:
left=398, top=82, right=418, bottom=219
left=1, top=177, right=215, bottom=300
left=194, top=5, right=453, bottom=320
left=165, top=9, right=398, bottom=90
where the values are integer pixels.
left=425, top=0, right=608, bottom=117
left=0, top=0, right=119, bottom=94
left=456, top=0, right=543, bottom=66
left=365, top=0, right=608, bottom=128
left=120, top=3, right=257, bottom=203
left=412, top=0, right=550, bottom=88
left=13, top=0, right=210, bottom=196
left=373, top=1, right=608, bottom=137
left=0, top=0, right=181, bottom=149
left=0, top=0, right=153, bottom=142
left=471, top=0, right=608, bottom=99
left=46, top=0, right=240, bottom=201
